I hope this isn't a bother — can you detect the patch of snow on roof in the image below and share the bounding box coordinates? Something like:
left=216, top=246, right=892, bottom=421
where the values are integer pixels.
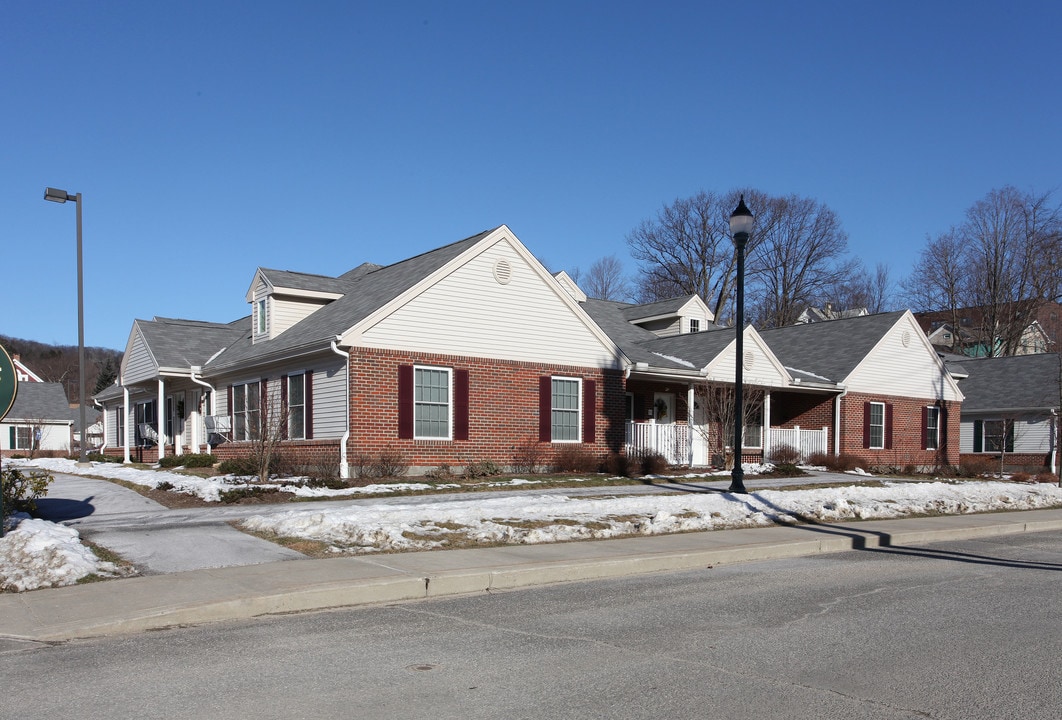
left=784, top=366, right=832, bottom=382
left=652, top=352, right=695, bottom=368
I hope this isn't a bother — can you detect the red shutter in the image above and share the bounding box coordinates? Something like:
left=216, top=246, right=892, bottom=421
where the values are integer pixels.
left=885, top=403, right=894, bottom=450
left=539, top=376, right=552, bottom=442
left=921, top=406, right=929, bottom=450
left=582, top=379, right=596, bottom=443
left=398, top=366, right=414, bottom=439
left=454, top=369, right=469, bottom=441
left=304, top=370, right=313, bottom=440
left=280, top=375, right=289, bottom=440
left=862, top=402, right=871, bottom=448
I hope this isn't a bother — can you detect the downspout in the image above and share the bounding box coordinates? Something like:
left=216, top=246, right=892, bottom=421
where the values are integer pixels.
left=122, top=384, right=131, bottom=464
left=190, top=366, right=215, bottom=453
left=331, top=339, right=350, bottom=479
left=1050, top=409, right=1058, bottom=476
left=833, top=386, right=848, bottom=456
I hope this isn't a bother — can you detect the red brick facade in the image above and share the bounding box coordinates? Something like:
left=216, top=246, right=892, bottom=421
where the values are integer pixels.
left=838, top=392, right=961, bottom=470
left=345, top=347, right=626, bottom=470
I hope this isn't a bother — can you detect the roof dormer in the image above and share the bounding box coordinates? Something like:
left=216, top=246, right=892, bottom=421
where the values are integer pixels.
left=246, top=268, right=345, bottom=342
left=623, top=295, right=714, bottom=338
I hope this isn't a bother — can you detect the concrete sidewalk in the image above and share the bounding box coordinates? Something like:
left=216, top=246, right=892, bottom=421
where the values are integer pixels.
left=2, top=507, right=1061, bottom=643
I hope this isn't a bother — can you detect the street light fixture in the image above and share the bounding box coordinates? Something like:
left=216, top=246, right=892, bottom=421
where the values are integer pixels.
left=729, top=195, right=754, bottom=494
left=44, top=187, right=88, bottom=465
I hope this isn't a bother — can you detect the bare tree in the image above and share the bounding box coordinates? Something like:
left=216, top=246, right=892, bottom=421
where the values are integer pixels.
left=747, top=194, right=857, bottom=327
left=579, top=255, right=635, bottom=301
left=693, top=382, right=764, bottom=469
left=829, top=262, right=894, bottom=315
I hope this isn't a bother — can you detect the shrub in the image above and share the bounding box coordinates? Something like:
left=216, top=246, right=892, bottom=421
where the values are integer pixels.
left=551, top=445, right=600, bottom=473
left=424, top=464, right=455, bottom=481
left=217, top=456, right=260, bottom=476
left=638, top=452, right=669, bottom=476
left=158, top=453, right=217, bottom=469
left=767, top=444, right=800, bottom=465
left=1034, top=472, right=1060, bottom=484
left=956, top=456, right=994, bottom=478
left=219, top=486, right=274, bottom=503
left=86, top=452, right=123, bottom=463
left=511, top=436, right=544, bottom=474
left=603, top=452, right=635, bottom=477
left=155, top=481, right=174, bottom=491
left=463, top=460, right=500, bottom=479
left=1010, top=472, right=1032, bottom=483
left=2, top=467, right=54, bottom=516
left=304, top=476, right=351, bottom=490
left=372, top=446, right=408, bottom=478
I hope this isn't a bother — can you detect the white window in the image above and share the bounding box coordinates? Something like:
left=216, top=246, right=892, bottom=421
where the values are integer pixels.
left=288, top=374, right=306, bottom=440
left=982, top=420, right=1013, bottom=453
left=925, top=406, right=940, bottom=450
left=13, top=426, right=33, bottom=450
left=552, top=377, right=581, bottom=442
left=869, top=402, right=885, bottom=449
left=689, top=318, right=700, bottom=333
left=233, top=381, right=261, bottom=441
left=414, top=366, right=451, bottom=439
left=743, top=406, right=763, bottom=449
left=257, top=299, right=267, bottom=334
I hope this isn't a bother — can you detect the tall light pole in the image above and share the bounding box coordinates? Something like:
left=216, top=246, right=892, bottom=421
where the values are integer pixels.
left=728, top=195, right=754, bottom=494
left=44, top=187, right=88, bottom=465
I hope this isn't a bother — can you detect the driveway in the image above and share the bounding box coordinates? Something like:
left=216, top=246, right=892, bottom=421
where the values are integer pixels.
left=34, top=474, right=306, bottom=574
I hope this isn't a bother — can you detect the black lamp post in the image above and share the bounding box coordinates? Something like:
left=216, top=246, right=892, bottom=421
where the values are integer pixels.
left=728, top=195, right=754, bottom=494
left=44, top=187, right=88, bottom=465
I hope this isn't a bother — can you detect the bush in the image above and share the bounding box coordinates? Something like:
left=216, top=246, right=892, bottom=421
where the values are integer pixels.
left=158, top=453, right=217, bottom=469
left=463, top=460, right=500, bottom=479
left=372, top=446, right=408, bottom=478
left=219, top=486, right=275, bottom=504
left=1034, top=472, right=1060, bottom=484
left=86, top=452, right=123, bottom=463
left=638, top=452, right=669, bottom=476
left=956, top=456, right=995, bottom=478
left=217, top=456, right=260, bottom=476
left=806, top=452, right=865, bottom=473
left=424, top=464, right=454, bottom=481
left=603, top=452, right=636, bottom=477
left=511, top=436, right=545, bottom=474
left=304, top=476, right=351, bottom=490
left=1010, top=472, right=1032, bottom=483
left=767, top=444, right=800, bottom=465
left=551, top=445, right=600, bottom=473
left=2, top=467, right=54, bottom=516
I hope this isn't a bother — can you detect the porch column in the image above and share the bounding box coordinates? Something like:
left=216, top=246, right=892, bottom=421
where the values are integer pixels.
left=157, top=379, right=166, bottom=460
left=122, top=385, right=131, bottom=464
left=763, top=391, right=771, bottom=461
left=686, top=384, right=696, bottom=465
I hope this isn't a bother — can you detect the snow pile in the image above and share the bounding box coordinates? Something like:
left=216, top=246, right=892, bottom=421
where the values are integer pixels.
left=0, top=517, right=127, bottom=592
left=241, top=480, right=1062, bottom=554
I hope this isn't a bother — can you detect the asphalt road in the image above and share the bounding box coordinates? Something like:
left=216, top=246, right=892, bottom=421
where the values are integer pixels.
left=4, top=531, right=1059, bottom=719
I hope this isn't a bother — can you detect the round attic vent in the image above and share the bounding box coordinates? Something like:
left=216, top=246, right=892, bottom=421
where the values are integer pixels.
left=901, top=330, right=911, bottom=347
left=493, top=259, right=513, bottom=285
left=743, top=350, right=755, bottom=370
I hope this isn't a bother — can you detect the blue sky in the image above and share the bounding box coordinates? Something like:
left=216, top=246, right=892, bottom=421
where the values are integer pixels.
left=3, top=1, right=1059, bottom=351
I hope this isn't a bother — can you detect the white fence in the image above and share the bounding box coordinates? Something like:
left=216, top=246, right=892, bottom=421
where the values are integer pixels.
left=626, top=422, right=829, bottom=466
left=769, top=426, right=829, bottom=462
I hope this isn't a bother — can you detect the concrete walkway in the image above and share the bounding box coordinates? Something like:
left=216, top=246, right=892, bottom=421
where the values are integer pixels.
left=2, top=506, right=1060, bottom=643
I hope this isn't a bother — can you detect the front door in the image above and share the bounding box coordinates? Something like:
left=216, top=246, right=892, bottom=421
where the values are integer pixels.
left=653, top=393, right=675, bottom=424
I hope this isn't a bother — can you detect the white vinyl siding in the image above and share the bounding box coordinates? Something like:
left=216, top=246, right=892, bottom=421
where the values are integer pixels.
left=960, top=414, right=1056, bottom=454
left=845, top=314, right=963, bottom=402
left=122, top=330, right=159, bottom=384
left=271, top=296, right=329, bottom=337
left=357, top=240, right=621, bottom=369
left=551, top=377, right=581, bottom=442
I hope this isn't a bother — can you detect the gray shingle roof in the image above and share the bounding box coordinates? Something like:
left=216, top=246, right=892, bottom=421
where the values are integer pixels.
left=6, top=382, right=72, bottom=423
left=956, top=353, right=1061, bottom=412
left=206, top=228, right=497, bottom=372
left=757, top=311, right=907, bottom=384
left=258, top=269, right=353, bottom=295
left=620, top=295, right=698, bottom=322
left=136, top=317, right=248, bottom=369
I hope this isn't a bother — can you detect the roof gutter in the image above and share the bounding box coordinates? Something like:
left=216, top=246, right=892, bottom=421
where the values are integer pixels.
left=330, top=338, right=350, bottom=479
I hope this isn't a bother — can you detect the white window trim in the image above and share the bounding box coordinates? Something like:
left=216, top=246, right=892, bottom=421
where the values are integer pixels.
left=869, top=401, right=885, bottom=450
left=551, top=376, right=582, bottom=443
left=925, top=406, right=940, bottom=451
left=14, top=426, right=33, bottom=450
left=232, top=380, right=262, bottom=442
left=256, top=298, right=267, bottom=335
left=288, top=373, right=306, bottom=440
left=414, top=365, right=453, bottom=441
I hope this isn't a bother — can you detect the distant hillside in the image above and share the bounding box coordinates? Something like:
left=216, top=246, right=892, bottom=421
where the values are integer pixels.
left=0, top=334, right=122, bottom=404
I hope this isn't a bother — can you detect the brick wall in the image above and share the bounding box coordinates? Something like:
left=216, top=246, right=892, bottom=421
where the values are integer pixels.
left=346, top=347, right=625, bottom=471
left=839, top=392, right=961, bottom=469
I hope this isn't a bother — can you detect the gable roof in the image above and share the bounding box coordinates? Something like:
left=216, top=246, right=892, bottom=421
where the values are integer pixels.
left=131, top=317, right=248, bottom=372
left=956, top=353, right=1061, bottom=412
left=206, top=228, right=497, bottom=372
left=579, top=298, right=700, bottom=371
left=5, top=382, right=72, bottom=423
left=758, top=310, right=908, bottom=384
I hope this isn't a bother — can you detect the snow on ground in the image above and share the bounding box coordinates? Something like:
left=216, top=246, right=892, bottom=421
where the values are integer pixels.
left=0, top=515, right=129, bottom=592
left=240, top=479, right=1062, bottom=554
left=4, top=458, right=1061, bottom=592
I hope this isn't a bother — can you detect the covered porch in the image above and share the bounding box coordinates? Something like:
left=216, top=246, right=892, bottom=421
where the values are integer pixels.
left=624, top=420, right=829, bottom=467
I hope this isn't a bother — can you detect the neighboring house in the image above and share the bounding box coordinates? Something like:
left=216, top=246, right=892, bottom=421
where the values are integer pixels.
left=794, top=304, right=868, bottom=324
left=11, top=354, right=44, bottom=383
left=94, top=225, right=965, bottom=475
left=953, top=353, right=1060, bottom=473
left=0, top=382, right=73, bottom=456
left=915, top=302, right=1060, bottom=357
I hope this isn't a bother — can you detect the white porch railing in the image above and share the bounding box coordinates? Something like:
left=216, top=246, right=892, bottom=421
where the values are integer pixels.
left=625, top=422, right=829, bottom=466
left=625, top=421, right=691, bottom=465
left=768, top=426, right=829, bottom=461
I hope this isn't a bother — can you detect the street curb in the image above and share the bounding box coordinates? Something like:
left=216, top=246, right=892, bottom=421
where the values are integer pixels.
left=4, top=509, right=1062, bottom=642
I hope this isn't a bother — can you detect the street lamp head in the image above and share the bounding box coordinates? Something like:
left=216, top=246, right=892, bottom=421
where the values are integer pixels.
left=729, top=194, right=754, bottom=241
left=44, top=187, right=76, bottom=204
